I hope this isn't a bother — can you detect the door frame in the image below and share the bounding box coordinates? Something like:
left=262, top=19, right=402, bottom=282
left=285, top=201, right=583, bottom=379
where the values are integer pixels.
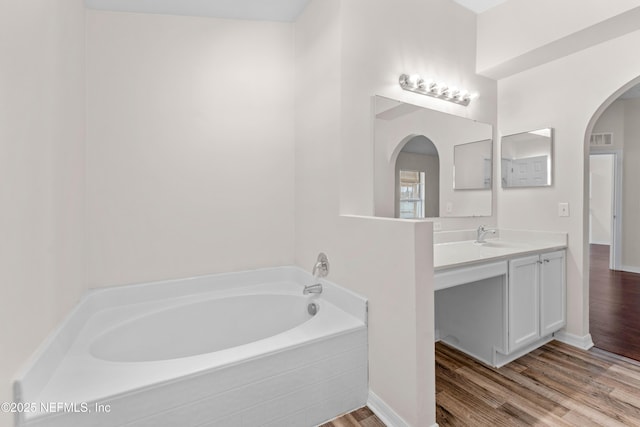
left=589, top=150, right=622, bottom=270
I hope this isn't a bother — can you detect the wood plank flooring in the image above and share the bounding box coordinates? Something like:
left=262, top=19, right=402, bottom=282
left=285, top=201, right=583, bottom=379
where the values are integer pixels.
left=322, top=406, right=384, bottom=427
left=436, top=340, right=640, bottom=426
left=331, top=339, right=640, bottom=426
left=589, top=244, right=640, bottom=361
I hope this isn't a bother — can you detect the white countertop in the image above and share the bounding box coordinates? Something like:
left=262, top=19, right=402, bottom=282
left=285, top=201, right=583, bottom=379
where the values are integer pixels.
left=434, top=229, right=568, bottom=271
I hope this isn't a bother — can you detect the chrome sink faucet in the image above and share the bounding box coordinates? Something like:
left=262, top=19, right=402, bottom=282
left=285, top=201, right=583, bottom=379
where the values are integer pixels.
left=304, top=253, right=329, bottom=295
left=476, top=225, right=497, bottom=244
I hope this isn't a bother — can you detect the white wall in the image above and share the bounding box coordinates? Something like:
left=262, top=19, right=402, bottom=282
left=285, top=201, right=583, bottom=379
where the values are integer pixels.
left=335, top=216, right=433, bottom=427
left=86, top=11, right=295, bottom=287
left=589, top=155, right=613, bottom=245
left=295, top=0, right=496, bottom=425
left=498, top=28, right=640, bottom=342
left=0, top=1, right=86, bottom=426
left=592, top=100, right=625, bottom=151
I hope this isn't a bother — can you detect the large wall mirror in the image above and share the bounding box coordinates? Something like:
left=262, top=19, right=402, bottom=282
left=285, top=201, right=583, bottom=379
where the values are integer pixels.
left=373, top=96, right=493, bottom=218
left=501, top=128, right=553, bottom=188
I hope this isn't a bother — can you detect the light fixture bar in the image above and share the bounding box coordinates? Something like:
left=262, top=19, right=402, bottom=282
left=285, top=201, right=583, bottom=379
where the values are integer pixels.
left=398, top=74, right=475, bottom=106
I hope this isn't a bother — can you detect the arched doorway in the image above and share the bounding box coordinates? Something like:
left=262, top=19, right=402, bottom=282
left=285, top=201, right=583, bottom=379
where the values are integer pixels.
left=585, top=77, right=640, bottom=361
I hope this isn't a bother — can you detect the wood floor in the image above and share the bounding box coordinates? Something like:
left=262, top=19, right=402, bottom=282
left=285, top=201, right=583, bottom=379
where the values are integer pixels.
left=332, top=339, right=640, bottom=426
left=589, top=244, right=640, bottom=361
left=436, top=340, right=640, bottom=426
left=322, top=406, right=384, bottom=427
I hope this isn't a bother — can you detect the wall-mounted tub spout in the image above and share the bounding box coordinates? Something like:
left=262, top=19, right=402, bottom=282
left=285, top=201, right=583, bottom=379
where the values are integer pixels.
left=303, top=283, right=323, bottom=295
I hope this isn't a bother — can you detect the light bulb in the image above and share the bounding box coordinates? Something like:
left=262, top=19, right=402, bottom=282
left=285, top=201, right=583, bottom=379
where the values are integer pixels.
left=398, top=74, right=476, bottom=105
left=408, top=74, right=421, bottom=88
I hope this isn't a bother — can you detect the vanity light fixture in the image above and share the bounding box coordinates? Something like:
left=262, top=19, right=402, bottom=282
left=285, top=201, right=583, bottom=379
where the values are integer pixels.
left=398, top=73, right=476, bottom=106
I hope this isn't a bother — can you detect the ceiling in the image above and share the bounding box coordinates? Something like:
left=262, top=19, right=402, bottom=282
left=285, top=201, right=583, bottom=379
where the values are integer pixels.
left=452, top=0, right=509, bottom=13
left=84, top=0, right=313, bottom=22
left=85, top=0, right=510, bottom=21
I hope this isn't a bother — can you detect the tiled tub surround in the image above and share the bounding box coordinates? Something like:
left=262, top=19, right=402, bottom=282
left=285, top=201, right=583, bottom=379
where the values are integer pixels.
left=434, top=229, right=568, bottom=367
left=13, top=268, right=368, bottom=427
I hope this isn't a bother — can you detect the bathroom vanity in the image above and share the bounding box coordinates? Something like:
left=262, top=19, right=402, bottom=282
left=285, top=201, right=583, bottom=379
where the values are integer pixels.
left=434, top=230, right=567, bottom=367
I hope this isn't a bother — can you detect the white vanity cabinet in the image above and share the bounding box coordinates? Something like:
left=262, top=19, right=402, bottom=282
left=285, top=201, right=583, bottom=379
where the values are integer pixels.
left=434, top=240, right=567, bottom=367
left=507, top=250, right=566, bottom=353
left=540, top=250, right=567, bottom=335
left=508, top=255, right=540, bottom=352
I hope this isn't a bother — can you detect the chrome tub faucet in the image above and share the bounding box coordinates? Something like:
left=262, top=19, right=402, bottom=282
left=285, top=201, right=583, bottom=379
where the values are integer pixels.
left=304, top=253, right=329, bottom=295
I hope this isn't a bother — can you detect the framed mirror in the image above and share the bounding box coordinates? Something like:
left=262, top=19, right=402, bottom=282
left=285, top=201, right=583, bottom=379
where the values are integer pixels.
left=501, top=128, right=553, bottom=188
left=373, top=95, right=493, bottom=218
left=454, top=139, right=492, bottom=190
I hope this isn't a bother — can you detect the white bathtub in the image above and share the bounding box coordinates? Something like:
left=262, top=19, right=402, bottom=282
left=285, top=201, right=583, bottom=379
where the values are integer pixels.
left=13, top=267, right=368, bottom=427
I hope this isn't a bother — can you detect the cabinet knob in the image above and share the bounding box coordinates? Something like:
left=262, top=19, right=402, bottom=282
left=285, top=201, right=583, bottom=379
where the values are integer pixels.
left=537, top=260, right=543, bottom=264
left=544, top=259, right=550, bottom=263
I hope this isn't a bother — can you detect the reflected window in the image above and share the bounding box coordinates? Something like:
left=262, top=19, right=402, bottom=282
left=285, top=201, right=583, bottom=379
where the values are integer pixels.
left=399, top=170, right=425, bottom=218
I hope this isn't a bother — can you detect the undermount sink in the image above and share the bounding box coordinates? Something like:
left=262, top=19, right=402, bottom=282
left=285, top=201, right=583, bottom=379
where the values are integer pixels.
left=474, top=240, right=528, bottom=249
left=434, top=229, right=568, bottom=270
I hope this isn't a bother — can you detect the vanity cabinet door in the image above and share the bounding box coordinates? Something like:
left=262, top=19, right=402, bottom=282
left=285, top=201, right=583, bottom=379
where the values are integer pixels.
left=508, top=255, right=541, bottom=353
left=540, top=250, right=566, bottom=336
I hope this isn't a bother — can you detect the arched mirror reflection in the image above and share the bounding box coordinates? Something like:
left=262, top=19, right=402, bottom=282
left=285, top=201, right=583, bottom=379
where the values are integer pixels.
left=396, top=136, right=439, bottom=218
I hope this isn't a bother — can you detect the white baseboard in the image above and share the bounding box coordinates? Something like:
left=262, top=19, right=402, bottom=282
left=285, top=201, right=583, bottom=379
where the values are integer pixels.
left=554, top=331, right=594, bottom=350
left=368, top=391, right=439, bottom=427
left=621, top=265, right=640, bottom=274
left=589, top=240, right=610, bottom=245
left=368, top=391, right=410, bottom=427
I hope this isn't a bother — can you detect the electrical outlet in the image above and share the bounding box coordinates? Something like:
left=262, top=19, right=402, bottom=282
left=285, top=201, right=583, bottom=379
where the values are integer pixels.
left=433, top=222, right=442, bottom=231
left=446, top=202, right=453, bottom=214
left=558, top=202, right=569, bottom=217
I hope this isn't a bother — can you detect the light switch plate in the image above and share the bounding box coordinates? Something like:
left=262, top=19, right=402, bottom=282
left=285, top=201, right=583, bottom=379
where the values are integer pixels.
left=558, top=202, right=569, bottom=217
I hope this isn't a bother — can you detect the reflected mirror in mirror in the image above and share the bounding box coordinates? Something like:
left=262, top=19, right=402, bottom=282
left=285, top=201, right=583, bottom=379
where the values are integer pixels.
left=373, top=95, right=493, bottom=218
left=454, top=139, right=492, bottom=190
left=501, top=128, right=553, bottom=188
